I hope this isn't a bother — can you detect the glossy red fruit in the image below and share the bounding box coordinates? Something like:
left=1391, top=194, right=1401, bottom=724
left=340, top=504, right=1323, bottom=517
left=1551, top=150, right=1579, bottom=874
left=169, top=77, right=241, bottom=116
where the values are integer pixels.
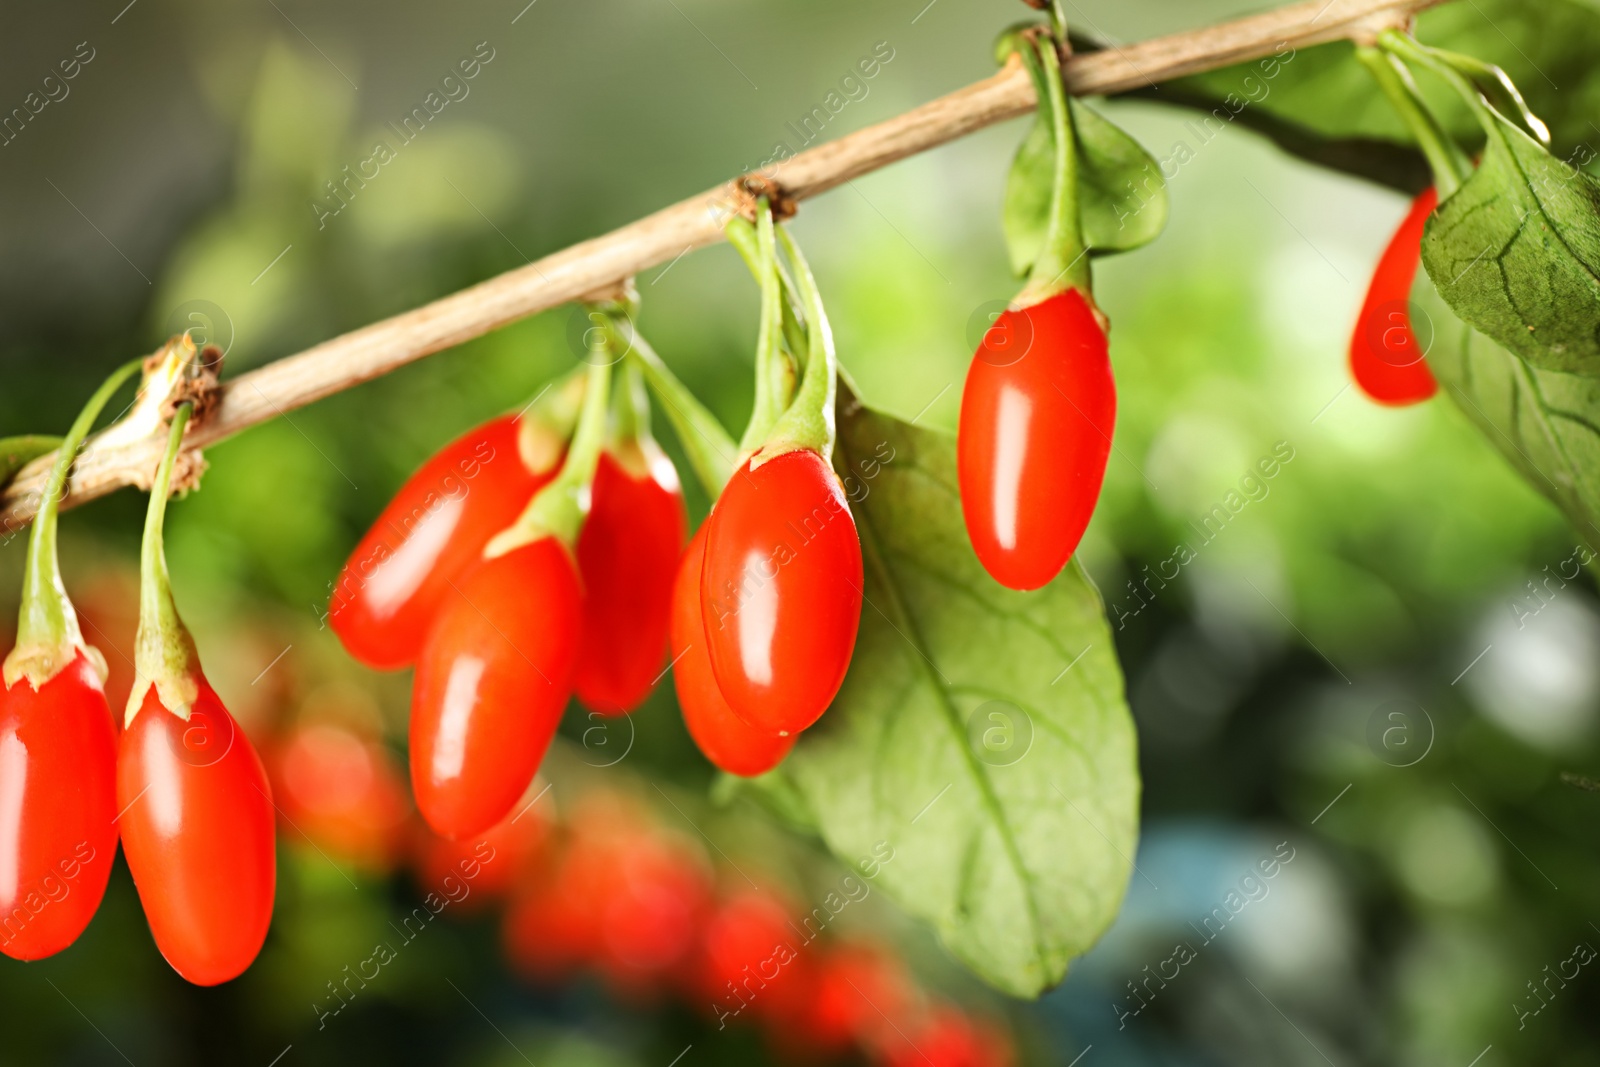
left=410, top=537, right=581, bottom=839
left=118, top=679, right=276, bottom=986
left=0, top=653, right=118, bottom=961
left=959, top=287, right=1115, bottom=591
left=701, top=450, right=862, bottom=735
left=330, top=416, right=550, bottom=670
left=272, top=722, right=409, bottom=873
left=1350, top=186, right=1440, bottom=406
left=574, top=448, right=686, bottom=715
left=672, top=529, right=794, bottom=775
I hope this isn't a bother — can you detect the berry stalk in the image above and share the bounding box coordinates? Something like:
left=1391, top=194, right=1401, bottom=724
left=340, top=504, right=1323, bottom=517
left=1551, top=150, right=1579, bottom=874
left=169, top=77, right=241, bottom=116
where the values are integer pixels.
left=128, top=402, right=200, bottom=723
left=1356, top=46, right=1470, bottom=197
left=1016, top=30, right=1089, bottom=305
left=5, top=358, right=142, bottom=689
left=621, top=326, right=738, bottom=496
left=487, top=335, right=613, bottom=557
left=754, top=225, right=839, bottom=464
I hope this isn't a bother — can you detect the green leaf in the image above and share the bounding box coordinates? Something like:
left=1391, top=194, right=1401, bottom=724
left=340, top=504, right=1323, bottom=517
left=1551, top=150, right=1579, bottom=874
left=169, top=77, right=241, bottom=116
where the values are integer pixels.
left=747, top=394, right=1139, bottom=998
left=1075, top=101, right=1169, bottom=256
left=0, top=435, right=62, bottom=488
left=1421, top=109, right=1600, bottom=376
left=1416, top=271, right=1600, bottom=551
left=1003, top=115, right=1053, bottom=276
left=1003, top=99, right=1168, bottom=276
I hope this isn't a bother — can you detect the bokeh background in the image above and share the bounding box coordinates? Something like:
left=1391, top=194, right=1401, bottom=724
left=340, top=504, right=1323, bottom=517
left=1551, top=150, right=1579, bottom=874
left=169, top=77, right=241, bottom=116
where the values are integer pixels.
left=2, top=0, right=1597, bottom=1063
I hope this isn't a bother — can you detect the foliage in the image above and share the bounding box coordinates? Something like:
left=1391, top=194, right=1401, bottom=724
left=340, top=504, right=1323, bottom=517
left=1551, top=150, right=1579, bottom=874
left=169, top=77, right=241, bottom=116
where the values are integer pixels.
left=748, top=395, right=1138, bottom=997
left=1, top=0, right=1599, bottom=1064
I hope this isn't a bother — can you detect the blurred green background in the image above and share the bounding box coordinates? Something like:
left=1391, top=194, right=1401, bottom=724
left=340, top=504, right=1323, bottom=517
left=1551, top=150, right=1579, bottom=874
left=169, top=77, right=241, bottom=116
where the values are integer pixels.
left=2, top=0, right=1598, bottom=1063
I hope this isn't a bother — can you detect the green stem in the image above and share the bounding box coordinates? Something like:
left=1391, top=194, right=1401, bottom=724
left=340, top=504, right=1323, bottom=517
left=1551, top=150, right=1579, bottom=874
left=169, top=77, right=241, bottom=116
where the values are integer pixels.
left=612, top=356, right=646, bottom=447
left=726, top=217, right=809, bottom=379
left=516, top=365, right=588, bottom=475
left=1044, top=0, right=1067, bottom=42
left=490, top=334, right=613, bottom=554
left=5, top=358, right=142, bottom=688
left=1379, top=30, right=1502, bottom=142
left=129, top=403, right=201, bottom=722
left=1018, top=32, right=1089, bottom=303
left=1417, top=42, right=1549, bottom=145
left=621, top=325, right=737, bottom=496
left=757, top=225, right=837, bottom=461
left=728, top=205, right=799, bottom=453
left=1357, top=46, right=1470, bottom=199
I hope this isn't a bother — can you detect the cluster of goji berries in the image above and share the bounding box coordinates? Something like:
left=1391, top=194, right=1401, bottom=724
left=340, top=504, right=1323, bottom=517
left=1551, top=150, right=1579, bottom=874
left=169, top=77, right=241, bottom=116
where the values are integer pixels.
left=0, top=345, right=276, bottom=985
left=265, top=718, right=1012, bottom=1067
left=330, top=214, right=863, bottom=825
left=328, top=360, right=692, bottom=841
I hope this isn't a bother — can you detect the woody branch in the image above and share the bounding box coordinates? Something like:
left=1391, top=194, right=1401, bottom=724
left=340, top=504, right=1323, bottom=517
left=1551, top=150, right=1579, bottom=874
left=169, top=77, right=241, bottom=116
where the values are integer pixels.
left=0, top=0, right=1445, bottom=530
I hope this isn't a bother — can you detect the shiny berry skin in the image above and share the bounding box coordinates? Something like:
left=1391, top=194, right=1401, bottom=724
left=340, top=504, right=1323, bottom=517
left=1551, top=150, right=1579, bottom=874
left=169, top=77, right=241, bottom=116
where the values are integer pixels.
left=1350, top=187, right=1440, bottom=406
left=958, top=287, right=1115, bottom=591
left=574, top=448, right=686, bottom=715
left=409, top=537, right=581, bottom=839
left=330, top=416, right=549, bottom=670
left=700, top=450, right=862, bottom=735
left=117, top=679, right=276, bottom=986
left=671, top=528, right=794, bottom=775
left=0, top=654, right=118, bottom=961
left=272, top=722, right=410, bottom=874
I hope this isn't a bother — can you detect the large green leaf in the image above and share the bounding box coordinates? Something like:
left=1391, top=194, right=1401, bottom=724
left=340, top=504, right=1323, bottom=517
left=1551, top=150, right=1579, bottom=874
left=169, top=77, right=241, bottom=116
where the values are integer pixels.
left=747, top=395, right=1139, bottom=999
left=1416, top=271, right=1600, bottom=548
left=0, top=435, right=61, bottom=488
left=1422, top=109, right=1600, bottom=376
left=1003, top=98, right=1169, bottom=276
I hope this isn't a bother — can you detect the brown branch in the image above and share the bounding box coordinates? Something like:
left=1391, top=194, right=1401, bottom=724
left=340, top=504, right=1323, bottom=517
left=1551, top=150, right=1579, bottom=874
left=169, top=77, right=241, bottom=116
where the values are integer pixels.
left=0, top=0, right=1445, bottom=531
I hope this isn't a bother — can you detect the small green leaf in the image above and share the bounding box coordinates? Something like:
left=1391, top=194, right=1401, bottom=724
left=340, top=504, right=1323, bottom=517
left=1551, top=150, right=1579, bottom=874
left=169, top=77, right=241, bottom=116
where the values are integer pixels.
left=1003, top=114, right=1054, bottom=276
left=746, top=394, right=1139, bottom=998
left=1416, top=274, right=1600, bottom=552
left=1076, top=101, right=1169, bottom=256
left=1003, top=99, right=1168, bottom=276
left=1421, top=109, right=1600, bottom=376
left=0, top=435, right=62, bottom=488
